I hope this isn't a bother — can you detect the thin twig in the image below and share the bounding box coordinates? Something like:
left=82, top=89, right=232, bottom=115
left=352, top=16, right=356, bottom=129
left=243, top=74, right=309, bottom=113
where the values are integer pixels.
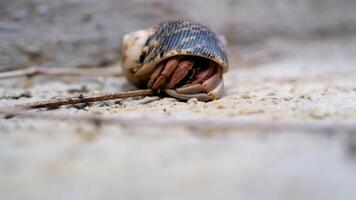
left=0, top=107, right=355, bottom=133
left=15, top=89, right=154, bottom=110
left=0, top=66, right=122, bottom=79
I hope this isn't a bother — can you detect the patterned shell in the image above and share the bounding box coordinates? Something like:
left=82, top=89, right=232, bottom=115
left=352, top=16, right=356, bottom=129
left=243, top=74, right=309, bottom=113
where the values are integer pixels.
left=134, top=19, right=229, bottom=79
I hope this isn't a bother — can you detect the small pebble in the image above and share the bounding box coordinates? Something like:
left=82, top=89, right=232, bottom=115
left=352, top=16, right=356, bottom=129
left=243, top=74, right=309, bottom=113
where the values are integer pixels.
left=187, top=98, right=198, bottom=104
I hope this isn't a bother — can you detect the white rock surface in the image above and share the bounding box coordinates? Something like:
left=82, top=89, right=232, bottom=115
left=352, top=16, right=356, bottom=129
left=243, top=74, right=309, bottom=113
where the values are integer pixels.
left=1, top=36, right=356, bottom=200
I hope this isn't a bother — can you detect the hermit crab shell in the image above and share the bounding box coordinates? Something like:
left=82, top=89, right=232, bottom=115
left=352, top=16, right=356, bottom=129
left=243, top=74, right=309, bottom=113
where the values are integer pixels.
left=122, top=19, right=229, bottom=88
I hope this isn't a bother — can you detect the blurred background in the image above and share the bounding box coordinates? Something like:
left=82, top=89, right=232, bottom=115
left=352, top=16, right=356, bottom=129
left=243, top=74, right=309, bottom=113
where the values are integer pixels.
left=1, top=1, right=356, bottom=200
left=1, top=0, right=356, bottom=70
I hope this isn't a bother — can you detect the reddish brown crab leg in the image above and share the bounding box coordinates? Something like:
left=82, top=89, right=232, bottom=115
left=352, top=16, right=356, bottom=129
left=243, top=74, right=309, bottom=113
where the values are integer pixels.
left=166, top=78, right=223, bottom=101
left=174, top=68, right=221, bottom=94
left=166, top=67, right=223, bottom=100
left=165, top=89, right=210, bottom=102
left=208, top=79, right=224, bottom=100
left=166, top=60, right=194, bottom=89
left=174, top=62, right=217, bottom=94
left=147, top=56, right=223, bottom=101
left=202, top=70, right=221, bottom=92
left=165, top=79, right=224, bottom=101
left=176, top=84, right=205, bottom=94
left=191, top=63, right=216, bottom=84
left=151, top=58, right=180, bottom=89
left=147, top=63, right=164, bottom=88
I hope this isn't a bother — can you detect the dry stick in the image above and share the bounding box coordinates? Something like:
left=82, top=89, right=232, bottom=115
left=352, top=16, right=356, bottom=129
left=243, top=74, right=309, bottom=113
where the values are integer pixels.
left=1, top=107, right=356, bottom=133
left=0, top=66, right=122, bottom=79
left=16, top=89, right=154, bottom=110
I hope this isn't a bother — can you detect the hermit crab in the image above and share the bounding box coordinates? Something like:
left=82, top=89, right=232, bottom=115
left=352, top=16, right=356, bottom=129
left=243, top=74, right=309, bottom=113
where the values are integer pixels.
left=121, top=19, right=228, bottom=101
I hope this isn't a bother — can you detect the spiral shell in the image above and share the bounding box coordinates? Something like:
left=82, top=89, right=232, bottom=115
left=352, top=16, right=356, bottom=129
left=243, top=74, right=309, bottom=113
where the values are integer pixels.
left=121, top=19, right=228, bottom=101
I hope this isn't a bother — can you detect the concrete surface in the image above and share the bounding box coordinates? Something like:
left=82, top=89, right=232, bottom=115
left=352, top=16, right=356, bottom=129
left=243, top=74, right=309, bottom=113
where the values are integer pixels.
left=1, top=35, right=356, bottom=199
left=1, top=0, right=356, bottom=199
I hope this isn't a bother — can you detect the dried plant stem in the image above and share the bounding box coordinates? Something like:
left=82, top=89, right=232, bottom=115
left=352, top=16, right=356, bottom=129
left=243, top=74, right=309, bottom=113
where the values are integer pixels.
left=0, top=66, right=122, bottom=79
left=15, top=89, right=154, bottom=109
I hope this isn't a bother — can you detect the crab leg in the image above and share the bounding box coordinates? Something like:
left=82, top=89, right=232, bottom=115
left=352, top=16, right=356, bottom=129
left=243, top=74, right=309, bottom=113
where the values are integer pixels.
left=191, top=63, right=216, bottom=84
left=165, top=67, right=223, bottom=101
left=147, top=63, right=164, bottom=88
left=149, top=58, right=180, bottom=89
left=176, top=84, right=205, bottom=94
left=176, top=67, right=221, bottom=94
left=173, top=62, right=216, bottom=94
left=165, top=79, right=223, bottom=101
left=166, top=60, right=194, bottom=89
left=174, top=75, right=220, bottom=94
left=208, top=79, right=224, bottom=100
left=164, top=89, right=210, bottom=102
left=202, top=69, right=221, bottom=92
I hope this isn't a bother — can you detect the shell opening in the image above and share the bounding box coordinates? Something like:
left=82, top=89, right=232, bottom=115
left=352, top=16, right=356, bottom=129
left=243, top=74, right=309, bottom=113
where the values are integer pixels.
left=121, top=29, right=152, bottom=86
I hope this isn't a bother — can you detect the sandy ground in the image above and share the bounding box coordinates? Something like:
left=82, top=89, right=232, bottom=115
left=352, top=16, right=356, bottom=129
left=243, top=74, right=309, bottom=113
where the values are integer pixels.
left=1, top=35, right=356, bottom=200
